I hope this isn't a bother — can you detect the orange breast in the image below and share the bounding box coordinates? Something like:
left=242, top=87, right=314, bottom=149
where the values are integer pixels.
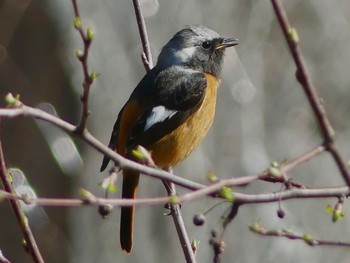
left=149, top=73, right=219, bottom=168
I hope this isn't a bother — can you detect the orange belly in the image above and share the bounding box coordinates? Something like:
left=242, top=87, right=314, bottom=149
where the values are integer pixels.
left=149, top=73, right=219, bottom=168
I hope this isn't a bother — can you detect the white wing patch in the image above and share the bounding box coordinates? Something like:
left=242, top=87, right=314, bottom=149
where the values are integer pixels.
left=144, top=106, right=177, bottom=131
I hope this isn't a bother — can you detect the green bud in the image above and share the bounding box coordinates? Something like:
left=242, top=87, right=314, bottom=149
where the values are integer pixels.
left=168, top=195, right=178, bottom=204
left=108, top=184, right=117, bottom=193
left=332, top=209, right=345, bottom=222
left=249, top=220, right=265, bottom=233
left=86, top=26, right=95, bottom=41
left=207, top=171, right=218, bottom=183
left=22, top=215, right=29, bottom=226
left=79, top=188, right=96, bottom=203
left=22, top=194, right=32, bottom=205
left=75, top=49, right=84, bottom=59
left=99, top=173, right=117, bottom=192
left=218, top=187, right=235, bottom=201
left=191, top=238, right=200, bottom=254
left=326, top=204, right=334, bottom=215
left=303, top=233, right=313, bottom=245
left=90, top=71, right=100, bottom=81
left=288, top=27, right=299, bottom=44
left=268, top=167, right=281, bottom=177
left=326, top=204, right=345, bottom=222
left=271, top=161, right=279, bottom=168
left=249, top=222, right=259, bottom=232
left=5, top=93, right=21, bottom=107
left=22, top=239, right=29, bottom=253
left=74, top=17, right=82, bottom=29
left=131, top=145, right=152, bottom=163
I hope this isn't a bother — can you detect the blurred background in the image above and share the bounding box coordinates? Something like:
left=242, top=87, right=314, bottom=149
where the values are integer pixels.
left=1, top=0, right=350, bottom=262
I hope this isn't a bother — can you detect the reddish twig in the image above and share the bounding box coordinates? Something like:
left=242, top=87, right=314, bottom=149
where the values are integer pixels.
left=71, top=0, right=95, bottom=134
left=0, top=249, right=12, bottom=263
left=261, top=144, right=326, bottom=188
left=281, top=144, right=326, bottom=173
left=0, top=182, right=348, bottom=208
left=270, top=0, right=350, bottom=187
left=0, top=133, right=44, bottom=263
left=165, top=182, right=197, bottom=263
left=250, top=222, right=350, bottom=247
left=132, top=0, right=153, bottom=70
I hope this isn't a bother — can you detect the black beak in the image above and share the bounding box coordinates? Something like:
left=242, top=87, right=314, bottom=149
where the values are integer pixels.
left=215, top=38, right=239, bottom=50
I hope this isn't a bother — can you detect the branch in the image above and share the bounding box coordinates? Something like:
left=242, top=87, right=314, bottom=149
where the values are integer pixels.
left=71, top=0, right=95, bottom=134
left=261, top=144, right=326, bottom=188
left=2, top=100, right=349, bottom=256
left=281, top=144, right=325, bottom=174
left=165, top=183, right=197, bottom=263
left=270, top=0, right=350, bottom=187
left=132, top=0, right=154, bottom=70
left=250, top=222, right=350, bottom=247
left=0, top=249, right=12, bottom=263
left=0, top=132, right=44, bottom=263
left=1, top=103, right=347, bottom=202
left=0, top=182, right=348, bottom=208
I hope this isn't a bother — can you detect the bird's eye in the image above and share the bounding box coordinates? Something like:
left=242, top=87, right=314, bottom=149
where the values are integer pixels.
left=201, top=41, right=212, bottom=50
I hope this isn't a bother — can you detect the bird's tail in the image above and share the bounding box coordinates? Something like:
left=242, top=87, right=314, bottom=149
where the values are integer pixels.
left=120, top=169, right=140, bottom=253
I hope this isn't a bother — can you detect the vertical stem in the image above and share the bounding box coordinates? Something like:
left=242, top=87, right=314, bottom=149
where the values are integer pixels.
left=0, top=133, right=44, bottom=263
left=71, top=0, right=93, bottom=134
left=270, top=0, right=350, bottom=187
left=165, top=182, right=197, bottom=263
left=132, top=0, right=154, bottom=70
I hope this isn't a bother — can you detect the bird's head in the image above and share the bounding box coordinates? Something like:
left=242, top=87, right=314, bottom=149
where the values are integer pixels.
left=157, top=25, right=238, bottom=77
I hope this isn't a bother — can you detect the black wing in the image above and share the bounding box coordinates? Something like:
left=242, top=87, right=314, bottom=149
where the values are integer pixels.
left=100, top=68, right=160, bottom=172
left=127, top=66, right=207, bottom=149
left=100, top=66, right=207, bottom=171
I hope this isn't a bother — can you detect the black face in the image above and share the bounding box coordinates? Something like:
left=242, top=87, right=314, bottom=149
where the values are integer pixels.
left=157, top=26, right=238, bottom=77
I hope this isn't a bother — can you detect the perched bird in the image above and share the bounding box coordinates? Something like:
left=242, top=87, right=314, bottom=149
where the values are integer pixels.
left=100, top=25, right=238, bottom=253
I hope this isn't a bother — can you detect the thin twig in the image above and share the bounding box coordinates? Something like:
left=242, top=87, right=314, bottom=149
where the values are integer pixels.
left=0, top=249, right=12, bottom=263
left=165, top=182, right=197, bottom=263
left=0, top=132, right=44, bottom=263
left=282, top=144, right=325, bottom=173
left=250, top=222, right=350, bottom=247
left=132, top=0, right=154, bottom=70
left=261, top=144, right=326, bottom=188
left=71, top=0, right=94, bottom=134
left=270, top=0, right=350, bottom=187
left=141, top=52, right=152, bottom=72
left=0, top=183, right=348, bottom=208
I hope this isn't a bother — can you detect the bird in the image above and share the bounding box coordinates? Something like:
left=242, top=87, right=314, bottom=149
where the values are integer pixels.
left=100, top=25, right=238, bottom=253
